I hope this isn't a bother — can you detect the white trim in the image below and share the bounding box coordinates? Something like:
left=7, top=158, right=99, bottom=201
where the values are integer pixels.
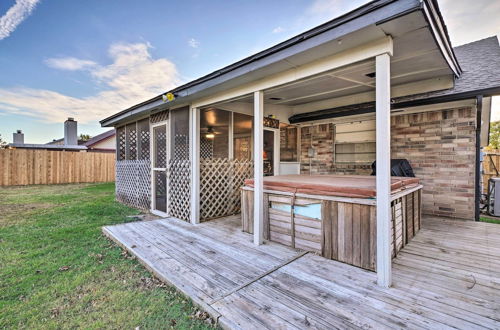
left=190, top=107, right=200, bottom=224
left=375, top=53, right=392, bottom=288
left=253, top=91, right=264, bottom=245
left=192, top=36, right=393, bottom=109
left=228, top=111, right=234, bottom=159
left=150, top=120, right=169, bottom=215
left=151, top=209, right=168, bottom=218
left=264, top=127, right=280, bottom=176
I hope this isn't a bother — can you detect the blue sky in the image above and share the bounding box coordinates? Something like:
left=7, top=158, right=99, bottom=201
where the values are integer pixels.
left=0, top=0, right=499, bottom=143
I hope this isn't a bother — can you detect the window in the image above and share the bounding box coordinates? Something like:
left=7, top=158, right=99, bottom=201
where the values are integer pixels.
left=280, top=124, right=298, bottom=162
left=334, top=120, right=375, bottom=164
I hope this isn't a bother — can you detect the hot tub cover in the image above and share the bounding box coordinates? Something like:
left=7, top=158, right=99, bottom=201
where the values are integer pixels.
left=244, top=174, right=420, bottom=198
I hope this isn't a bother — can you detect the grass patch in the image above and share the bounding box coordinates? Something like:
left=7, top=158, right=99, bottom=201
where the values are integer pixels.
left=0, top=183, right=215, bottom=329
left=480, top=216, right=500, bottom=224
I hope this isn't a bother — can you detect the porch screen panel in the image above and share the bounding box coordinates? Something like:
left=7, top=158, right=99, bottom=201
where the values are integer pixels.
left=199, top=108, right=253, bottom=220
left=170, top=107, right=189, bottom=160
left=200, top=108, right=229, bottom=159
left=168, top=107, right=191, bottom=222
left=233, top=113, right=253, bottom=160
left=125, top=123, right=137, bottom=160
left=154, top=125, right=167, bottom=168
left=115, top=120, right=151, bottom=211
left=137, top=118, right=150, bottom=160
left=116, top=126, right=126, bottom=161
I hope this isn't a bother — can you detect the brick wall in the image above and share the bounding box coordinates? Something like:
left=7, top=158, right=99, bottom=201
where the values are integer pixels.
left=299, top=106, right=477, bottom=220
left=391, top=107, right=476, bottom=220
left=300, top=123, right=371, bottom=175
left=300, top=123, right=335, bottom=174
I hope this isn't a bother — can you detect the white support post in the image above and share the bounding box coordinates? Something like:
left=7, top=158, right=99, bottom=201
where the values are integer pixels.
left=190, top=106, right=200, bottom=224
left=228, top=111, right=234, bottom=159
left=253, top=91, right=264, bottom=245
left=376, top=53, right=392, bottom=287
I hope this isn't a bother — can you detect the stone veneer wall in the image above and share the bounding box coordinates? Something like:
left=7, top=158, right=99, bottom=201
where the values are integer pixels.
left=299, top=106, right=477, bottom=220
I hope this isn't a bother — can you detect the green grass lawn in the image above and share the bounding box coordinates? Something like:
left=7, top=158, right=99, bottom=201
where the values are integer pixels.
left=480, top=216, right=500, bottom=224
left=0, top=183, right=215, bottom=329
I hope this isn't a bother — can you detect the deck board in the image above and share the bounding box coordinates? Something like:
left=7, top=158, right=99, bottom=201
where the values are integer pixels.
left=103, top=215, right=500, bottom=329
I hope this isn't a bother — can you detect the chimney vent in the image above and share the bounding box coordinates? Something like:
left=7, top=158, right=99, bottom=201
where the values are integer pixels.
left=13, top=130, right=24, bottom=144
left=64, top=118, right=78, bottom=145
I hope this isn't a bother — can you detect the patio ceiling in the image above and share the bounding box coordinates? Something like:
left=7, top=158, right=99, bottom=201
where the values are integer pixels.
left=228, top=10, right=453, bottom=110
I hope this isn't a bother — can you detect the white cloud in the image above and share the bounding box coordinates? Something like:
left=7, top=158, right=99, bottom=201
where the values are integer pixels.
left=272, top=26, right=285, bottom=34
left=0, top=0, right=40, bottom=40
left=45, top=57, right=97, bottom=71
left=438, top=0, right=500, bottom=45
left=0, top=42, right=180, bottom=124
left=188, top=38, right=200, bottom=48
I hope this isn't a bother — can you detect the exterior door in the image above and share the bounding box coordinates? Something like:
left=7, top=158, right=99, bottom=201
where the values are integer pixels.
left=151, top=122, right=168, bottom=216
left=263, top=128, right=280, bottom=176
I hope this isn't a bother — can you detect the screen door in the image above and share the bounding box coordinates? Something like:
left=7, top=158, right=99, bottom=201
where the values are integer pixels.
left=152, top=123, right=168, bottom=214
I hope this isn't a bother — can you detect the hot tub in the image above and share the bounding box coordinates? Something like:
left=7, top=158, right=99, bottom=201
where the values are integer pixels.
left=241, top=174, right=422, bottom=271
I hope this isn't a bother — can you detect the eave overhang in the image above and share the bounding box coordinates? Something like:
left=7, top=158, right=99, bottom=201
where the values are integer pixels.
left=100, top=0, right=460, bottom=127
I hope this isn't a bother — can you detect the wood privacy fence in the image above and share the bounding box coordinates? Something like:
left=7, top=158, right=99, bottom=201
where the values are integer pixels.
left=482, top=150, right=500, bottom=193
left=0, top=149, right=115, bottom=186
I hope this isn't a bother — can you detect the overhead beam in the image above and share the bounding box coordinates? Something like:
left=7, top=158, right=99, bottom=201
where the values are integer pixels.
left=192, top=36, right=393, bottom=109
left=273, top=84, right=366, bottom=105
left=291, top=75, right=453, bottom=115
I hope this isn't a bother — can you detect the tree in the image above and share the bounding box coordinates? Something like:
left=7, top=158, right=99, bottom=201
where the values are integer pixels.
left=488, top=121, right=500, bottom=150
left=0, top=134, right=6, bottom=149
left=79, top=134, right=92, bottom=142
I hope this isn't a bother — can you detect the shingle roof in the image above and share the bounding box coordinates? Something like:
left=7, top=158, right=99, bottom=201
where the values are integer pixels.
left=84, top=129, right=115, bottom=147
left=396, top=36, right=500, bottom=103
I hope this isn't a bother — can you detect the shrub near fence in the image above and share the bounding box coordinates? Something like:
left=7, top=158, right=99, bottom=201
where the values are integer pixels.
left=0, top=149, right=115, bottom=186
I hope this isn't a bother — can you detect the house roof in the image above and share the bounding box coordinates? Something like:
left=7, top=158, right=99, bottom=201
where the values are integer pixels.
left=101, top=0, right=459, bottom=127
left=395, top=36, right=500, bottom=104
left=47, top=137, right=87, bottom=145
left=8, top=143, right=87, bottom=150
left=84, top=129, right=115, bottom=147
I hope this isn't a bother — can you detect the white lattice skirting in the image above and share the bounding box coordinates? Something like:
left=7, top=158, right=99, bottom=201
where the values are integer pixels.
left=200, top=158, right=253, bottom=221
left=168, top=159, right=191, bottom=222
left=116, top=160, right=151, bottom=210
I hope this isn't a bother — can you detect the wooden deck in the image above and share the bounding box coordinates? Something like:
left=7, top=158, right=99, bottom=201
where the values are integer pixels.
left=103, top=215, right=500, bottom=329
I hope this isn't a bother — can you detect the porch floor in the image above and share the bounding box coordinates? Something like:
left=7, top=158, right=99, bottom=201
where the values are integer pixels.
left=103, top=216, right=500, bottom=329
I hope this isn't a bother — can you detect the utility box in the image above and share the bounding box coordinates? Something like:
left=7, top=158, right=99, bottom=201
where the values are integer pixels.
left=493, top=178, right=500, bottom=216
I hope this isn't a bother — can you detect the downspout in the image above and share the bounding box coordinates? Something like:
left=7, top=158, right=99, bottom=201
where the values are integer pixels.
left=475, top=95, right=483, bottom=222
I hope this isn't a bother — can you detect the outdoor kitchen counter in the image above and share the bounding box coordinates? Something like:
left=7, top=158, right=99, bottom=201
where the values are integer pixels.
left=241, top=174, right=422, bottom=271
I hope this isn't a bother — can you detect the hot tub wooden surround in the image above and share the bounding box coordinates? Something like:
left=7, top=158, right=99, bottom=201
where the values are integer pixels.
left=241, top=184, right=422, bottom=271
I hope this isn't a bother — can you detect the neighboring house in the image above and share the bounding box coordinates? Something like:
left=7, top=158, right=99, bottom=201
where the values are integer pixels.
left=8, top=118, right=115, bottom=153
left=100, top=0, right=500, bottom=286
left=84, top=130, right=116, bottom=153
